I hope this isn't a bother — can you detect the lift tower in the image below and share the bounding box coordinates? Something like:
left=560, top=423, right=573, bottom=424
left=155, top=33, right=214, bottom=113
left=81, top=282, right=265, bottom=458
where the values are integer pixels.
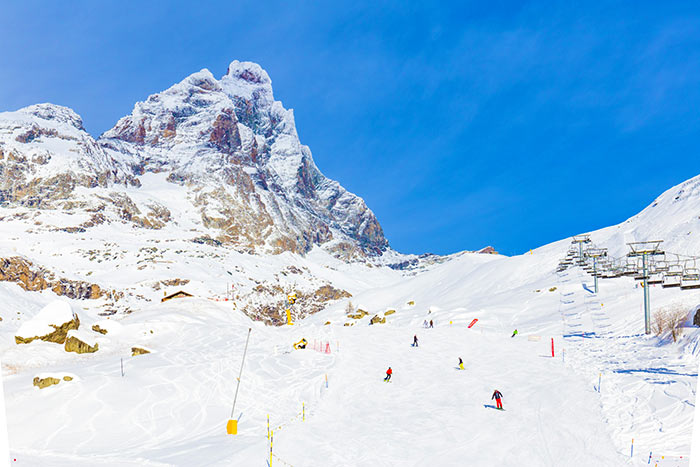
left=585, top=248, right=607, bottom=293
left=627, top=241, right=664, bottom=334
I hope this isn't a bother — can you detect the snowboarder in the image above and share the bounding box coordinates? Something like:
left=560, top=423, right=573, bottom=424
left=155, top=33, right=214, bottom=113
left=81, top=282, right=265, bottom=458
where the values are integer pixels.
left=458, top=357, right=464, bottom=370
left=429, top=319, right=434, bottom=328
left=412, top=335, right=418, bottom=347
left=384, top=367, right=392, bottom=382
left=511, top=329, right=518, bottom=338
left=492, top=389, right=504, bottom=409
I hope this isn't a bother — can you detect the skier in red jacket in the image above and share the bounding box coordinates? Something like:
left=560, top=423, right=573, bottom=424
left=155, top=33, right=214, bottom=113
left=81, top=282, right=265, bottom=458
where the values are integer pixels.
left=492, top=389, right=504, bottom=409
left=384, top=367, right=392, bottom=382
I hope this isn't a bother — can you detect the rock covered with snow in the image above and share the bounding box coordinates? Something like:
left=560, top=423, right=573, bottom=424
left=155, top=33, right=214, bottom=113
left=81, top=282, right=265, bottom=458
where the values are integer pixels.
left=64, top=329, right=99, bottom=354
left=15, top=300, right=80, bottom=344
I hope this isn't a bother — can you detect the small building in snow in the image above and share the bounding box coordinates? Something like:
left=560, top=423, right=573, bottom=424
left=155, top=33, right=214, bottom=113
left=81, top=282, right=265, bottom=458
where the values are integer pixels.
left=161, top=291, right=193, bottom=303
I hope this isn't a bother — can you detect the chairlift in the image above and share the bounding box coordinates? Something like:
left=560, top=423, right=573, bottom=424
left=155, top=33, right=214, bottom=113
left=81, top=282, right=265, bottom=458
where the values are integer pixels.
left=681, top=261, right=700, bottom=289
left=647, top=269, right=664, bottom=285
left=622, top=259, right=637, bottom=276
left=662, top=264, right=683, bottom=288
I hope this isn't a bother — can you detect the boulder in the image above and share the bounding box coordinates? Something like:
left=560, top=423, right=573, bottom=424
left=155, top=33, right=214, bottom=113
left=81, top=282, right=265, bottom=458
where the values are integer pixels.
left=370, top=315, right=386, bottom=325
left=15, top=300, right=80, bottom=345
left=64, top=330, right=99, bottom=354
left=384, top=309, right=396, bottom=316
left=92, top=324, right=108, bottom=334
left=132, top=346, right=151, bottom=356
left=33, top=376, right=60, bottom=389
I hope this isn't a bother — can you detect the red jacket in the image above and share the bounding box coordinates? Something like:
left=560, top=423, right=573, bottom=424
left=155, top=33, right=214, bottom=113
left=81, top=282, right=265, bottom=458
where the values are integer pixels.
left=386, top=368, right=392, bottom=375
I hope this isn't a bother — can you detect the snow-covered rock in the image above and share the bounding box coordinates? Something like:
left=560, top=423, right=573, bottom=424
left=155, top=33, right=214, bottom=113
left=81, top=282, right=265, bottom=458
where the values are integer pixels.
left=64, top=329, right=99, bottom=354
left=15, top=300, right=79, bottom=344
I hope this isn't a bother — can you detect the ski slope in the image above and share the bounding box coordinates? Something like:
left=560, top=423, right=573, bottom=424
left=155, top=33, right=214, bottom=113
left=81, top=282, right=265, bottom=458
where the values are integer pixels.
left=2, top=247, right=696, bottom=466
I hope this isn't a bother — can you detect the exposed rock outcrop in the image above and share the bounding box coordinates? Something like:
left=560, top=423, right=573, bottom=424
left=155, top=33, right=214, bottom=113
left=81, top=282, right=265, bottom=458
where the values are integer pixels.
left=0, top=256, right=108, bottom=300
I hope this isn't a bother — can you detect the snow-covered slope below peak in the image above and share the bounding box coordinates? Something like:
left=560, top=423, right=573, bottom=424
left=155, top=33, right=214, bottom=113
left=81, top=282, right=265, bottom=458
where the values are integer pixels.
left=531, top=173, right=700, bottom=261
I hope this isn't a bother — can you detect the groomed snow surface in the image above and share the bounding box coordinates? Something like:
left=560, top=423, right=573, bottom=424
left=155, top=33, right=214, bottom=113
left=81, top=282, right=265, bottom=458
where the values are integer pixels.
left=2, top=250, right=697, bottom=466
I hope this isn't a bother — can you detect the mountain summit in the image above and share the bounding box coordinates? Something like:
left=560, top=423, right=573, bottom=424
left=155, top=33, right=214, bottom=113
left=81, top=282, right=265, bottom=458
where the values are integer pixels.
left=0, top=61, right=388, bottom=257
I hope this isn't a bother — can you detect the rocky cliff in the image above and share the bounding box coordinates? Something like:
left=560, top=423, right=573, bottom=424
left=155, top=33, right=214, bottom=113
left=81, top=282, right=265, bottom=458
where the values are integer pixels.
left=0, top=61, right=388, bottom=258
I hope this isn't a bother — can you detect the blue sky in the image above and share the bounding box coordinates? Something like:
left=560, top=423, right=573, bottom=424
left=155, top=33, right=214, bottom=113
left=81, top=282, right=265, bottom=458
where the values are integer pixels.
left=2, top=1, right=700, bottom=255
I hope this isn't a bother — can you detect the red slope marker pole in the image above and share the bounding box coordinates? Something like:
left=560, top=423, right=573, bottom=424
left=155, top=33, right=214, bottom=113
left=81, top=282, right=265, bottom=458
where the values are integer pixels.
left=551, top=338, right=555, bottom=357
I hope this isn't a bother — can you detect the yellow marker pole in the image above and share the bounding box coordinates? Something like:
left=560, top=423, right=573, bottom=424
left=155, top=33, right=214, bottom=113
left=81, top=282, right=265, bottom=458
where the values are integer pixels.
left=302, top=402, right=305, bottom=421
left=270, top=430, right=273, bottom=466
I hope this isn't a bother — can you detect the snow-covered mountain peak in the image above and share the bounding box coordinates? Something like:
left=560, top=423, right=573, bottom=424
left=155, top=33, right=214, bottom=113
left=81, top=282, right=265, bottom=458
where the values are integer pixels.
left=225, top=60, right=272, bottom=85
left=0, top=60, right=389, bottom=257
left=14, top=103, right=85, bottom=130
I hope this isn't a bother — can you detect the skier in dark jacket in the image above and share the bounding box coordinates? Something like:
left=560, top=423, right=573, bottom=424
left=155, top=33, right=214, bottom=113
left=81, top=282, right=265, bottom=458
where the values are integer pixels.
left=458, top=357, right=464, bottom=370
left=492, top=389, right=504, bottom=409
left=412, top=335, right=418, bottom=347
left=384, top=367, right=392, bottom=382
left=429, top=319, right=434, bottom=328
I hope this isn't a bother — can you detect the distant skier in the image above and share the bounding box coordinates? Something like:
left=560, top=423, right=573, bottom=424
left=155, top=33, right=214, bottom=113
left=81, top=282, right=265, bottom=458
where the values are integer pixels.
left=492, top=389, right=504, bottom=410
left=423, top=320, right=429, bottom=328
left=429, top=320, right=434, bottom=328
left=511, top=329, right=518, bottom=338
left=458, top=357, right=464, bottom=370
left=384, top=367, right=392, bottom=382
left=412, top=335, right=418, bottom=347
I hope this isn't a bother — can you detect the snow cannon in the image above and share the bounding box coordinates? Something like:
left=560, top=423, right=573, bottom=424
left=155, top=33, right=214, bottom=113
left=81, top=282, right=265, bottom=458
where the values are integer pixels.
left=226, top=419, right=237, bottom=435
left=293, top=338, right=308, bottom=350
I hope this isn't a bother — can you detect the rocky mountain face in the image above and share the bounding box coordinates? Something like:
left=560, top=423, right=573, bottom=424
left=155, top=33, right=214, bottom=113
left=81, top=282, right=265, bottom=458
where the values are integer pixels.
left=0, top=61, right=388, bottom=258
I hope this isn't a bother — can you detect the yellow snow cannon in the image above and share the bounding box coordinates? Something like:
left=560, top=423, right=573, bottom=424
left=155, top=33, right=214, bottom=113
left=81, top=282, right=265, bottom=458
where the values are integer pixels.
left=293, top=338, right=308, bottom=350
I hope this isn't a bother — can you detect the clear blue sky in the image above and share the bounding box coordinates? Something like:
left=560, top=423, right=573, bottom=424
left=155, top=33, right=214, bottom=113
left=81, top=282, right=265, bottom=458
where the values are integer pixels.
left=2, top=1, right=700, bottom=255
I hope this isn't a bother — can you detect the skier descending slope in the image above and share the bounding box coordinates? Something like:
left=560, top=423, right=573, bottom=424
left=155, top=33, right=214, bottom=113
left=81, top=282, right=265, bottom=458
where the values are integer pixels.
left=384, top=367, right=392, bottom=382
left=511, top=329, right=518, bottom=338
left=458, top=357, right=464, bottom=370
left=412, top=335, right=418, bottom=347
left=492, top=389, right=504, bottom=410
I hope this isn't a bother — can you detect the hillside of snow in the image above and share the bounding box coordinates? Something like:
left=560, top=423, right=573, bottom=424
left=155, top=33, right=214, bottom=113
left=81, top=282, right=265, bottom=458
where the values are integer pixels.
left=0, top=58, right=699, bottom=466
left=2, top=205, right=699, bottom=465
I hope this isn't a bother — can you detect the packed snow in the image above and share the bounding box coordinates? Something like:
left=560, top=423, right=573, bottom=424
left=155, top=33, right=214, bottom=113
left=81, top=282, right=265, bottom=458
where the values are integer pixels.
left=1, top=241, right=696, bottom=465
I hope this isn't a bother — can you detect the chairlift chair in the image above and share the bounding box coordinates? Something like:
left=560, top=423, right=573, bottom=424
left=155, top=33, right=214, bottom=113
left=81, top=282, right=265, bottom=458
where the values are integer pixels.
left=681, top=267, right=700, bottom=290
left=623, top=259, right=637, bottom=276
left=647, top=268, right=664, bottom=285
left=662, top=264, right=683, bottom=288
